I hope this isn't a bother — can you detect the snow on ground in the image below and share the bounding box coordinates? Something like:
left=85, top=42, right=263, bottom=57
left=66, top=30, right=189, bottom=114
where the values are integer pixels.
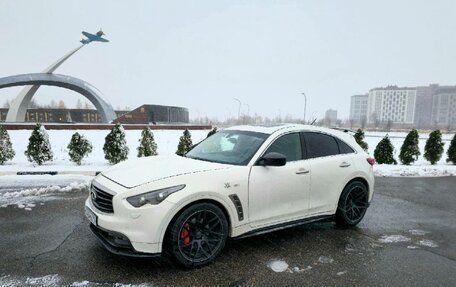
left=267, top=256, right=334, bottom=274
left=0, top=174, right=91, bottom=192
left=266, top=228, right=440, bottom=275
left=418, top=239, right=439, bottom=248
left=0, top=274, right=151, bottom=287
left=0, top=129, right=455, bottom=177
left=373, top=165, right=456, bottom=177
left=317, top=256, right=334, bottom=264
left=378, top=235, right=411, bottom=243
left=267, top=259, right=313, bottom=274
left=0, top=174, right=92, bottom=208
left=1, top=129, right=209, bottom=172
left=378, top=231, right=439, bottom=248
left=408, top=229, right=429, bottom=236
left=267, top=260, right=289, bottom=272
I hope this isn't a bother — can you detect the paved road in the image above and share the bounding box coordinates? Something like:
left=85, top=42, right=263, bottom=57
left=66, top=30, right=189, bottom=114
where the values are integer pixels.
left=0, top=177, right=455, bottom=286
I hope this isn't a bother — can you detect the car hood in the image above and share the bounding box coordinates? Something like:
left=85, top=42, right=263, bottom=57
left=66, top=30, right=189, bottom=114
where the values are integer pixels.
left=101, top=155, right=230, bottom=188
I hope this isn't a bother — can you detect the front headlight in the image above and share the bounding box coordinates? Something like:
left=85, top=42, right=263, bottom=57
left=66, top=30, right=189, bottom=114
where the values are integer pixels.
left=126, top=184, right=186, bottom=207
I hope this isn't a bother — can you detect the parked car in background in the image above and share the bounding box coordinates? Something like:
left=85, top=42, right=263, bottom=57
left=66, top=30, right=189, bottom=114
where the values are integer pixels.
left=85, top=124, right=375, bottom=267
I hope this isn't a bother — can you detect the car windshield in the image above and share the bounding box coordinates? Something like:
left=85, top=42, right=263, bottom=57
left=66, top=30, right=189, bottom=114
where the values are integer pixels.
left=186, top=130, right=269, bottom=165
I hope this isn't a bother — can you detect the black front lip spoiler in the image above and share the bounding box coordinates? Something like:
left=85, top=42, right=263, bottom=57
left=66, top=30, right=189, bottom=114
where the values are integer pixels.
left=89, top=224, right=160, bottom=258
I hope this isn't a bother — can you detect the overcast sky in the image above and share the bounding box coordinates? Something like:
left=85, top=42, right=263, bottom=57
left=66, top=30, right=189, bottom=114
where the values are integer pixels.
left=1, top=0, right=455, bottom=120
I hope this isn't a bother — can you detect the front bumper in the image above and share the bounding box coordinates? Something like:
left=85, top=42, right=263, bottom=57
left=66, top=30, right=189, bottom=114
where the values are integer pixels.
left=89, top=224, right=159, bottom=258
left=84, top=175, right=178, bottom=255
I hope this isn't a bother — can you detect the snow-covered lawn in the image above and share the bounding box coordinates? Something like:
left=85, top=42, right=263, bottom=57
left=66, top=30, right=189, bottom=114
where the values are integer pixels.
left=1, top=129, right=209, bottom=172
left=0, top=129, right=455, bottom=177
left=363, top=132, right=456, bottom=177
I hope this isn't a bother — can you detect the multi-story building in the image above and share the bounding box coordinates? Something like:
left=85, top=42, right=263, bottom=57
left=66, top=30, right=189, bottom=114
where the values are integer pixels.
left=431, top=86, right=456, bottom=128
left=349, top=94, right=368, bottom=124
left=367, top=86, right=417, bottom=126
left=113, top=104, right=189, bottom=124
left=414, top=84, right=439, bottom=128
left=0, top=104, right=189, bottom=124
left=324, top=109, right=338, bottom=126
left=0, top=108, right=114, bottom=123
left=358, top=84, right=456, bottom=129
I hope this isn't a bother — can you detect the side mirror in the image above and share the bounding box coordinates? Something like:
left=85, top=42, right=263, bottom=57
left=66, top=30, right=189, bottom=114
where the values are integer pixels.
left=258, top=152, right=287, bottom=166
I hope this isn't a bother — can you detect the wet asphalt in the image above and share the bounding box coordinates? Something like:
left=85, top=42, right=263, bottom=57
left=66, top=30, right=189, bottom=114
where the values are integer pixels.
left=0, top=177, right=455, bottom=286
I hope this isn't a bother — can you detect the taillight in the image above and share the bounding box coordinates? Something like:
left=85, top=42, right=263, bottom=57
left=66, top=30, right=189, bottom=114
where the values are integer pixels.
left=367, top=157, right=376, bottom=166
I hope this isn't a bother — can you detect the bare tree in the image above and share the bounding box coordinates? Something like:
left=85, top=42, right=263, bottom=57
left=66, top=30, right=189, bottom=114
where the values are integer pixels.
left=349, top=118, right=355, bottom=129
left=28, top=98, right=40, bottom=108
left=385, top=119, right=393, bottom=132
left=370, top=113, right=381, bottom=130
left=361, top=116, right=367, bottom=129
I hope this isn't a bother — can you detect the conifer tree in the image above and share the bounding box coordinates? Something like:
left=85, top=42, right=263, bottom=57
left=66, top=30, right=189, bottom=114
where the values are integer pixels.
left=0, top=125, right=15, bottom=164
left=67, top=132, right=93, bottom=165
left=25, top=123, right=53, bottom=165
left=399, top=129, right=420, bottom=165
left=103, top=123, right=129, bottom=164
left=354, top=128, right=369, bottom=152
left=447, top=133, right=456, bottom=165
left=206, top=127, right=218, bottom=138
left=137, top=126, right=158, bottom=157
left=374, top=135, right=397, bottom=164
left=176, top=129, right=193, bottom=156
left=424, top=130, right=444, bottom=165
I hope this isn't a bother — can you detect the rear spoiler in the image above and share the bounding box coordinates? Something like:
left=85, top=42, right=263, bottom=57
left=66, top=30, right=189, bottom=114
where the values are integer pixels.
left=331, top=127, right=355, bottom=135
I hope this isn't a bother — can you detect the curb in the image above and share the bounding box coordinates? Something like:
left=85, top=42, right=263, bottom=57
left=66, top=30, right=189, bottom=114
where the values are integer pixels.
left=0, top=171, right=101, bottom=176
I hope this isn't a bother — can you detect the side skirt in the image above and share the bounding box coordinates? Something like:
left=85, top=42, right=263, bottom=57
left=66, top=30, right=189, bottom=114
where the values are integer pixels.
left=234, top=214, right=335, bottom=240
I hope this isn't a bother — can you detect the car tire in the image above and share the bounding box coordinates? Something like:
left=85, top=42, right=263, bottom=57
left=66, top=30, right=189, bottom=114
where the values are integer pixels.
left=335, top=181, right=369, bottom=226
left=165, top=202, right=228, bottom=268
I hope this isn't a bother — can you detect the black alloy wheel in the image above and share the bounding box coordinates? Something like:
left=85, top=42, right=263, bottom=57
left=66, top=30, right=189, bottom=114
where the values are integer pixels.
left=166, top=203, right=228, bottom=267
left=336, top=181, right=369, bottom=226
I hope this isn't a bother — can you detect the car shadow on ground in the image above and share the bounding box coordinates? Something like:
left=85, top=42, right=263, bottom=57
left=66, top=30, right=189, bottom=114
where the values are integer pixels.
left=84, top=220, right=362, bottom=271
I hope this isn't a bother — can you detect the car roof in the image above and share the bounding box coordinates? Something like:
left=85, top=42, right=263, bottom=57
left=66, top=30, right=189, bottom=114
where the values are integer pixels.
left=224, top=124, right=347, bottom=136
left=224, top=124, right=359, bottom=150
left=224, top=124, right=294, bottom=134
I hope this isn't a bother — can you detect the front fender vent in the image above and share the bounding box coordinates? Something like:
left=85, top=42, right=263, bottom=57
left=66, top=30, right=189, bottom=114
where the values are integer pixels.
left=229, top=194, right=244, bottom=221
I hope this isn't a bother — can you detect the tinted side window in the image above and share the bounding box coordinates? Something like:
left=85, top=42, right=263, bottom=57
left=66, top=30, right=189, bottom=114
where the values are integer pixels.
left=265, top=133, right=302, bottom=162
left=305, top=133, right=339, bottom=159
left=338, top=139, right=355, bottom=154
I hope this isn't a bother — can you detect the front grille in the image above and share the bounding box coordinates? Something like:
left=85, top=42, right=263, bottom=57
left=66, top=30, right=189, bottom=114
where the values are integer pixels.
left=91, top=185, right=114, bottom=213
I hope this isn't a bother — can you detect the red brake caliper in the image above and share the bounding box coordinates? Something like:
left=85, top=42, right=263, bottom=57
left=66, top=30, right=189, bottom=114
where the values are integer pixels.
left=180, top=223, right=190, bottom=245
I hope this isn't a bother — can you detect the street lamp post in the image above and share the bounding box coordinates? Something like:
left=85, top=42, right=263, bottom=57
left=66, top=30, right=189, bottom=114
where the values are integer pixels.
left=234, top=98, right=241, bottom=120
left=244, top=103, right=250, bottom=124
left=302, top=92, right=307, bottom=124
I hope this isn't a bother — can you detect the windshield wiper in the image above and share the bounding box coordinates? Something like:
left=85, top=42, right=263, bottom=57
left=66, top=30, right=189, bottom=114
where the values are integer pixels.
left=187, top=156, right=218, bottom=163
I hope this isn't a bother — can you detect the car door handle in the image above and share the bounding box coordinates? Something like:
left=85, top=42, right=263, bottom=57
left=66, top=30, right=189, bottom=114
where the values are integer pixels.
left=339, top=162, right=351, bottom=168
left=296, top=168, right=310, bottom=174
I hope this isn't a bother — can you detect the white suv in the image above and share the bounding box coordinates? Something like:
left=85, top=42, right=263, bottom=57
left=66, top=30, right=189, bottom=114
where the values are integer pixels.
left=85, top=124, right=375, bottom=267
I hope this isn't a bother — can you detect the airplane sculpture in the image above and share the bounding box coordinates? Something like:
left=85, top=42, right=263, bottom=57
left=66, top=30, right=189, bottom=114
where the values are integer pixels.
left=80, top=29, right=109, bottom=44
